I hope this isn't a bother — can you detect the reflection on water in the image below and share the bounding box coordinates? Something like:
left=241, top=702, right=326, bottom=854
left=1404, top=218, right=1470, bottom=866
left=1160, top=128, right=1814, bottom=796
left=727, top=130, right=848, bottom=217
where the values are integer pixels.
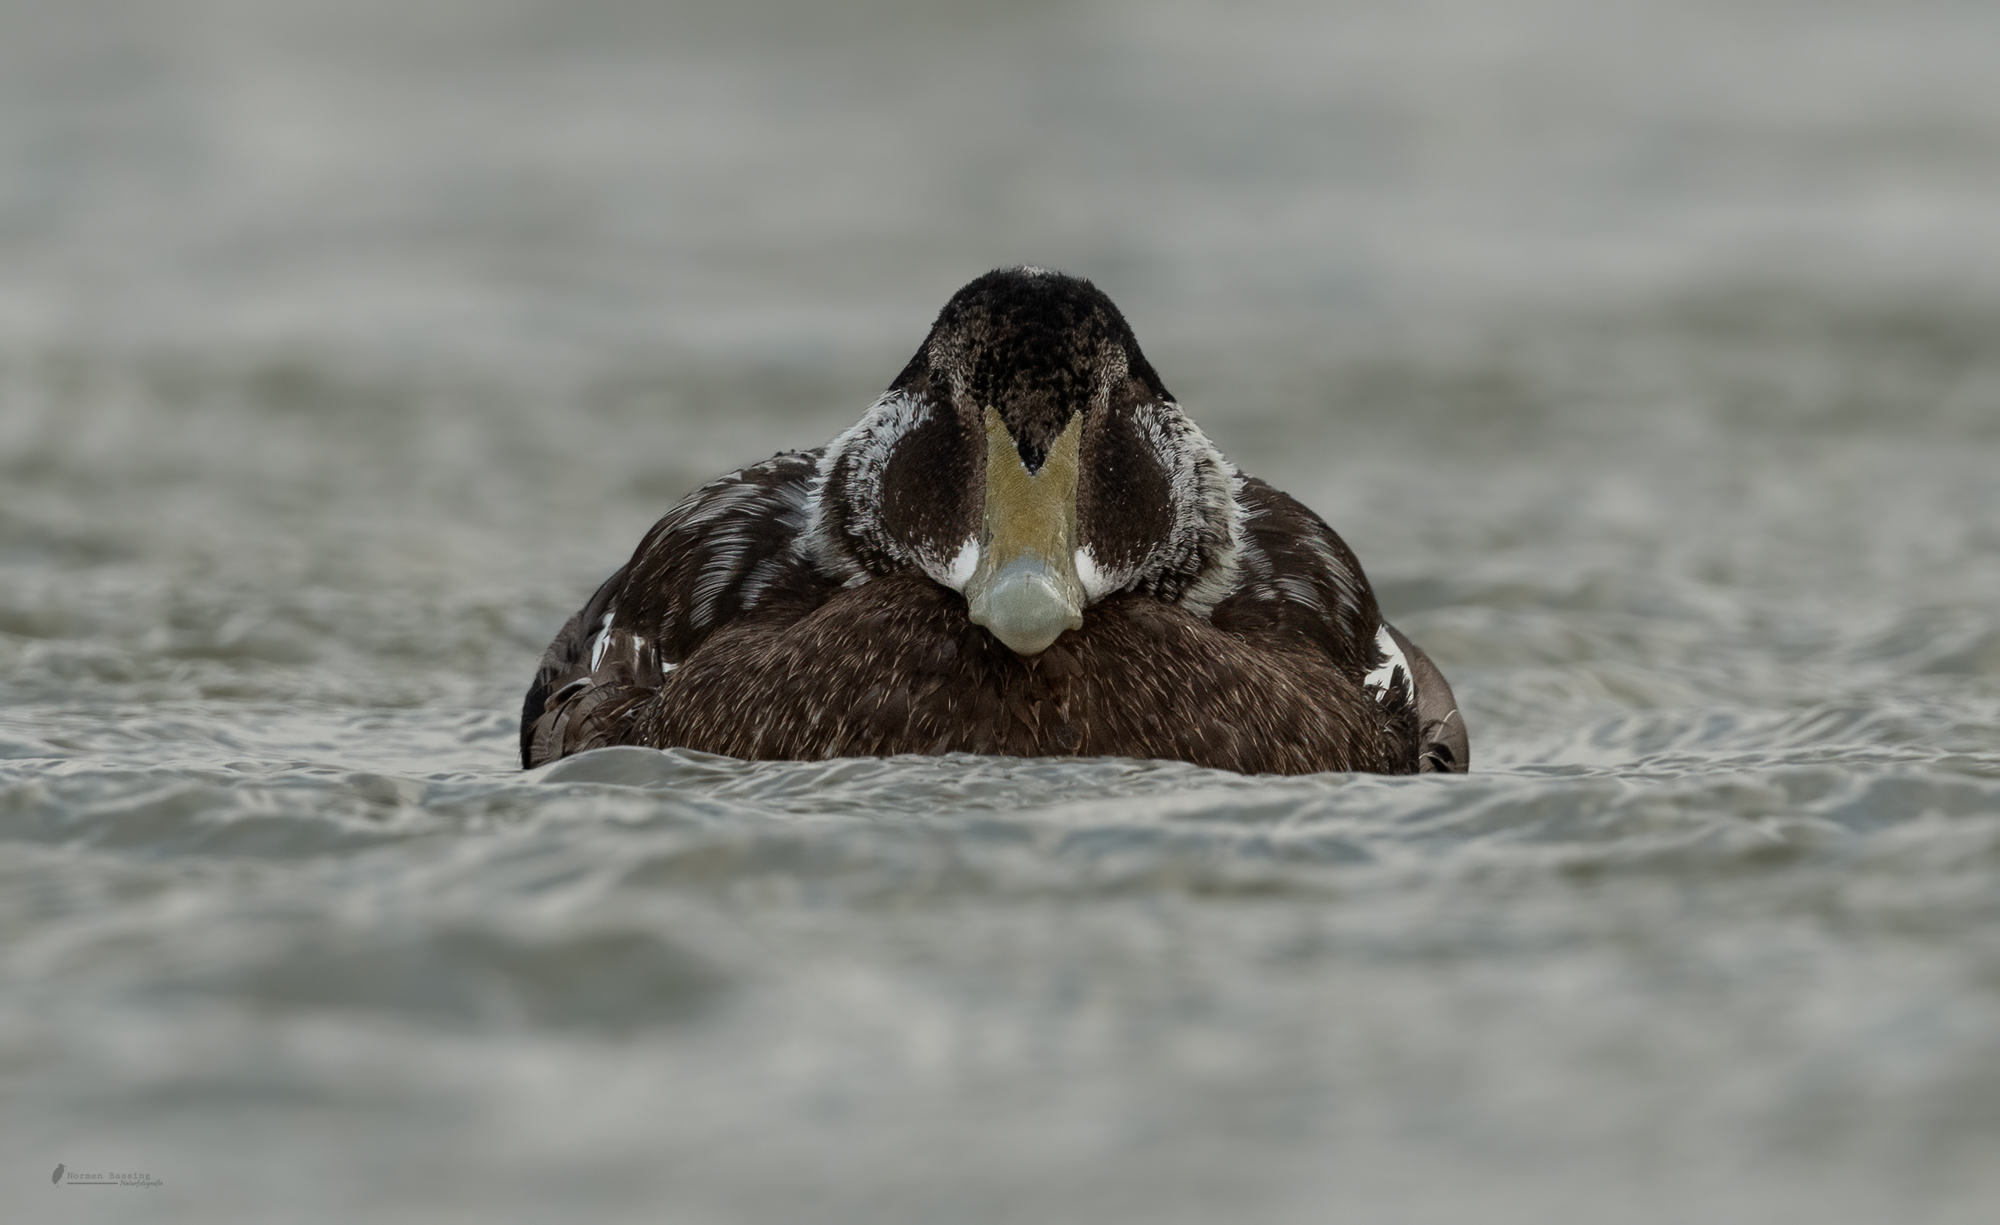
left=3, top=1, right=1999, bottom=1222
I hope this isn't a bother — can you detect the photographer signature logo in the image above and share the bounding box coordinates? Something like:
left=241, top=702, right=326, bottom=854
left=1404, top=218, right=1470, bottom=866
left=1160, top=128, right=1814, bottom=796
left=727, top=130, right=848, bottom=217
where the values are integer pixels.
left=52, top=1164, right=163, bottom=1188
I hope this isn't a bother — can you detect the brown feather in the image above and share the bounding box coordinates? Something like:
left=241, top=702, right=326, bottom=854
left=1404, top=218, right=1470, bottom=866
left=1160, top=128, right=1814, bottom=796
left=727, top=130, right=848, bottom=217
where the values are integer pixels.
left=617, top=577, right=1419, bottom=776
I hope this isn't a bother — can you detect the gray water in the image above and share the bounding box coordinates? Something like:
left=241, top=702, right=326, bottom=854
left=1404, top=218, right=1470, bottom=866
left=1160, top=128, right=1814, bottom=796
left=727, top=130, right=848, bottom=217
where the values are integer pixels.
left=5, top=1, right=2000, bottom=1221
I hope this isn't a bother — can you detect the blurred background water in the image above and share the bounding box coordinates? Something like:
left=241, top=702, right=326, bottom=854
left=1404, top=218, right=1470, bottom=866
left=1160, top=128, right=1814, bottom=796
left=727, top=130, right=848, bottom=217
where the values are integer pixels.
left=4, top=1, right=1999, bottom=1221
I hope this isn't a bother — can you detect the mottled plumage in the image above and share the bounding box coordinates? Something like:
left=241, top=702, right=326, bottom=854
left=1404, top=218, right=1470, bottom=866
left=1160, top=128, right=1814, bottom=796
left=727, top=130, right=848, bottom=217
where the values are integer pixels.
left=522, top=267, right=1469, bottom=776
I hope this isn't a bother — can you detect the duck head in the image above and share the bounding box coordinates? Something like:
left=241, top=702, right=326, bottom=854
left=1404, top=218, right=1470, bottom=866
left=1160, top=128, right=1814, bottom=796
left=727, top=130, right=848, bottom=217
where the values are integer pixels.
left=806, top=267, right=1242, bottom=657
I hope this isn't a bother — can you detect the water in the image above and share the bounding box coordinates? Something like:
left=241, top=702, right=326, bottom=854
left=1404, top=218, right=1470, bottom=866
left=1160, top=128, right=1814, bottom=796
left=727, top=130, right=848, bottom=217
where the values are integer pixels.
left=4, top=1, right=2000, bottom=1221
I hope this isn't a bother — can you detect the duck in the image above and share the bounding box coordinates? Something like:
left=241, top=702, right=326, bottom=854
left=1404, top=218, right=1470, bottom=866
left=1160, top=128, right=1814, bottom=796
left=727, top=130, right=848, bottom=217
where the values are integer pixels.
left=521, top=267, right=1468, bottom=776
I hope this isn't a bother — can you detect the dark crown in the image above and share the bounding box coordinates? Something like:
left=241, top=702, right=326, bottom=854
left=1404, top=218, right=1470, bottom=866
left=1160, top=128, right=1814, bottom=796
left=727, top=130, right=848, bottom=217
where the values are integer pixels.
left=897, top=267, right=1171, bottom=472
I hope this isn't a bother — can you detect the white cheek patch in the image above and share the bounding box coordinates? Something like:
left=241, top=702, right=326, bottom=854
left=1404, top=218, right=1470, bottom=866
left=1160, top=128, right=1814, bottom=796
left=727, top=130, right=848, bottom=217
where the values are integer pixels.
left=1364, top=624, right=1409, bottom=701
left=940, top=538, right=979, bottom=591
left=1074, top=546, right=1113, bottom=604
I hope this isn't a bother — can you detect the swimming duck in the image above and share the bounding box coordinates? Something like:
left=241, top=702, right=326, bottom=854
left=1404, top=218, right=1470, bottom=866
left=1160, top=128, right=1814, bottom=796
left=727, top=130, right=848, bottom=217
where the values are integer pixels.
left=521, top=267, right=1468, bottom=775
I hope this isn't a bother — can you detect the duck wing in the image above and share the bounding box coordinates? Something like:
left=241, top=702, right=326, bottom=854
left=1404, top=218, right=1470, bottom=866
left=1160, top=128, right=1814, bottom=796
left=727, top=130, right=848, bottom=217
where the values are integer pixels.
left=520, top=450, right=826, bottom=767
left=1214, top=476, right=1468, bottom=773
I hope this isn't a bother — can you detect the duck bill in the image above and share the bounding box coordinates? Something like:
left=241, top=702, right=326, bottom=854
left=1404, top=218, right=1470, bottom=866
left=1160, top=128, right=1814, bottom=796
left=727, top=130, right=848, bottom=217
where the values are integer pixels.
left=964, top=407, right=1086, bottom=657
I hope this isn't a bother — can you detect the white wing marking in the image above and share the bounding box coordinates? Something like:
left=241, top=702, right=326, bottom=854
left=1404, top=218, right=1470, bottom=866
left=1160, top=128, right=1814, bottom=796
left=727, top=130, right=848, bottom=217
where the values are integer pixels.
left=945, top=538, right=979, bottom=592
left=1364, top=624, right=1408, bottom=702
left=588, top=610, right=615, bottom=671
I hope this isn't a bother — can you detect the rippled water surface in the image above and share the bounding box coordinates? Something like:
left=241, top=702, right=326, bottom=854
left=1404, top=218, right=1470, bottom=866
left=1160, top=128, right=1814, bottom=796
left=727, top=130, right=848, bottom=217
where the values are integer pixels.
left=5, top=1, right=2000, bottom=1221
